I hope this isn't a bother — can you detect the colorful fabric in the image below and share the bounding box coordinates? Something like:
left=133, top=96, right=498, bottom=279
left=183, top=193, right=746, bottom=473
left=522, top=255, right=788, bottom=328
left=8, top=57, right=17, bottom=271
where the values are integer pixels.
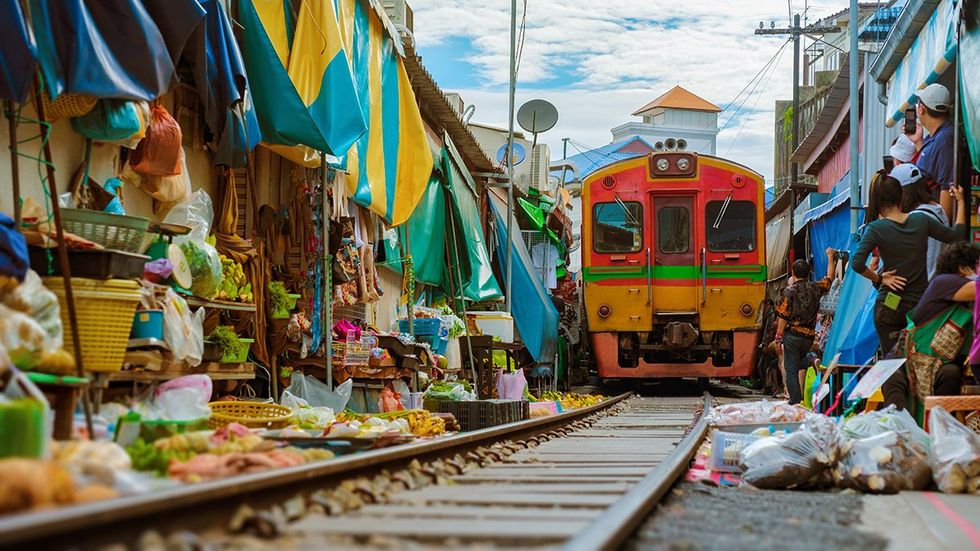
left=336, top=0, right=434, bottom=225
left=238, top=0, right=366, bottom=159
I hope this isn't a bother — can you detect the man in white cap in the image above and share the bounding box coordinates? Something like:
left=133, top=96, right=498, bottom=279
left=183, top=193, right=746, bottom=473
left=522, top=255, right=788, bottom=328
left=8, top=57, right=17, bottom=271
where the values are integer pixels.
left=911, top=83, right=954, bottom=216
left=889, top=133, right=918, bottom=165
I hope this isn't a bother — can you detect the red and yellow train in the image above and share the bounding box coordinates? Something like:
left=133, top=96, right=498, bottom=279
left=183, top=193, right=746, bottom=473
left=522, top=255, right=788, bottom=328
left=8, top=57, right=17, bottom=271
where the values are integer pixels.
left=582, top=151, right=766, bottom=381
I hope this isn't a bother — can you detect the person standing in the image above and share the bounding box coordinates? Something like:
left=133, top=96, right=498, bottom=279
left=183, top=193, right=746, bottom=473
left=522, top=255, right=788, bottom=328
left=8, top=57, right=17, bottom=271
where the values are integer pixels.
left=895, top=163, right=950, bottom=280
left=911, top=83, right=955, bottom=217
left=774, top=248, right=837, bottom=405
left=852, top=176, right=967, bottom=356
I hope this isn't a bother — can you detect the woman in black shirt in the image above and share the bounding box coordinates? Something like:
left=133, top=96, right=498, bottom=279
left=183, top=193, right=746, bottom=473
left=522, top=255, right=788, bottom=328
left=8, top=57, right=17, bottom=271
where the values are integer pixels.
left=851, top=175, right=966, bottom=356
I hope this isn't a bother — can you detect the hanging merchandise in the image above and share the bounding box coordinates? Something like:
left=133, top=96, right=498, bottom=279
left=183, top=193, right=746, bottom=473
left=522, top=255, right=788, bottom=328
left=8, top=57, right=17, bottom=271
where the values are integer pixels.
left=71, top=99, right=143, bottom=143
left=131, top=105, right=183, bottom=177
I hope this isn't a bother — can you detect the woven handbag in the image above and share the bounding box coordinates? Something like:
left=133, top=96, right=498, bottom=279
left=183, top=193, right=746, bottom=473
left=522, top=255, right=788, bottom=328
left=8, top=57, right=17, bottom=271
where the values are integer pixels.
left=41, top=92, right=97, bottom=120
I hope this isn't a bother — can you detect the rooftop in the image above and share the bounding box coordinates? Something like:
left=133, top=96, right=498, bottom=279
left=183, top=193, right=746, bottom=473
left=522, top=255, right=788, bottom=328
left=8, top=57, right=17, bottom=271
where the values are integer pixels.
left=631, top=86, right=721, bottom=116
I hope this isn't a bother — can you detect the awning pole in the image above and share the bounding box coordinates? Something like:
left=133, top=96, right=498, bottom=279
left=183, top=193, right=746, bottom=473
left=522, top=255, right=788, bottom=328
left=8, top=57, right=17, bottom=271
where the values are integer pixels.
left=505, top=0, right=517, bottom=313
left=849, top=2, right=861, bottom=234
left=6, top=102, right=21, bottom=226
left=34, top=78, right=94, bottom=438
left=321, top=153, right=332, bottom=391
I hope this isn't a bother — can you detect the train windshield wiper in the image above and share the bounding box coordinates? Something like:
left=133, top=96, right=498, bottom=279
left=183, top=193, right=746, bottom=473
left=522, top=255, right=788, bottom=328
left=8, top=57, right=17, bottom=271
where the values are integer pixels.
left=712, top=193, right=733, bottom=230
left=614, top=195, right=640, bottom=228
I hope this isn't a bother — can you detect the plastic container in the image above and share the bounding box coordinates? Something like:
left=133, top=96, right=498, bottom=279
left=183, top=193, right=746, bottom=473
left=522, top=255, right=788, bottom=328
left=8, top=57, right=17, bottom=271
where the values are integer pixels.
left=130, top=309, right=164, bottom=340
left=466, top=312, right=514, bottom=343
left=398, top=318, right=442, bottom=335
left=271, top=293, right=302, bottom=319
left=438, top=400, right=529, bottom=431
left=709, top=429, right=762, bottom=473
left=60, top=208, right=150, bottom=253
left=29, top=247, right=149, bottom=279
left=220, top=338, right=254, bottom=364
left=44, top=277, right=141, bottom=372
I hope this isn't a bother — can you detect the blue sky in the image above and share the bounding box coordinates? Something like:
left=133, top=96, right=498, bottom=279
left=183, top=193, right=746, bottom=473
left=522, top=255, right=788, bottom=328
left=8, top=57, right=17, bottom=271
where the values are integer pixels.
left=411, top=0, right=847, bottom=182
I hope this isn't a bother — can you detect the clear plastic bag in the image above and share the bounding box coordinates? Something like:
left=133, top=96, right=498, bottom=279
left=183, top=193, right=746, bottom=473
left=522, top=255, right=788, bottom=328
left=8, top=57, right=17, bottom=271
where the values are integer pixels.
left=164, top=190, right=222, bottom=298
left=131, top=375, right=211, bottom=421
left=9, top=270, right=63, bottom=350
left=739, top=416, right=842, bottom=489
left=835, top=431, right=932, bottom=494
left=707, top=399, right=809, bottom=425
left=0, top=304, right=48, bottom=369
left=842, top=405, right=931, bottom=453
left=161, top=289, right=203, bottom=366
left=929, top=407, right=980, bottom=494
left=286, top=373, right=352, bottom=413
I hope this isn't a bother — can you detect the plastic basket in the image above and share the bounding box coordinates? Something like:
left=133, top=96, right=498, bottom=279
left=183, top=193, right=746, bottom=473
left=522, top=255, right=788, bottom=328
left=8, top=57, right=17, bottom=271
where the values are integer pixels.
left=44, top=277, right=141, bottom=372
left=220, top=338, right=254, bottom=364
left=60, top=209, right=150, bottom=253
left=208, top=401, right=292, bottom=430
left=399, top=318, right=442, bottom=335
left=709, top=429, right=761, bottom=473
left=437, top=400, right=529, bottom=431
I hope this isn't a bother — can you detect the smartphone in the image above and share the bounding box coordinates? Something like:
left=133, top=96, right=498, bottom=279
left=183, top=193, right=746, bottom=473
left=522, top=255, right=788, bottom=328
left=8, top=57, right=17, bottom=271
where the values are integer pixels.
left=882, top=155, right=894, bottom=171
left=904, top=107, right=916, bottom=135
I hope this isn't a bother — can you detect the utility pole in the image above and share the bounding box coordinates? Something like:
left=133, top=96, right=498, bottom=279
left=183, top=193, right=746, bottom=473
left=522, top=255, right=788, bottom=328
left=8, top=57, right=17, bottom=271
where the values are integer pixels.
left=755, top=15, right=840, bottom=195
left=505, top=0, right=517, bottom=314
left=848, top=0, right=860, bottom=234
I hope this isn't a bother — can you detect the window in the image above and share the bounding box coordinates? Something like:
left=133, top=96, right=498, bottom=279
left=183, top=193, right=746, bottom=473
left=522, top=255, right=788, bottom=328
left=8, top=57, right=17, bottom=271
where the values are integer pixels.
left=593, top=202, right=643, bottom=253
left=657, top=206, right=689, bottom=254
left=706, top=200, right=756, bottom=251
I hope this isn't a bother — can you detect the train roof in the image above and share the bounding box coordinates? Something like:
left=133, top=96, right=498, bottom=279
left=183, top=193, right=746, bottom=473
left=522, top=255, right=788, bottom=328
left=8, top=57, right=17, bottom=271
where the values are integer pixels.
left=583, top=152, right=766, bottom=184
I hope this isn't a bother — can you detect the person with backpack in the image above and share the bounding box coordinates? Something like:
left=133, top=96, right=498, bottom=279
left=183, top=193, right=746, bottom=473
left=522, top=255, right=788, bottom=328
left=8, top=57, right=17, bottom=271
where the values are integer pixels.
left=895, top=163, right=950, bottom=280
left=774, top=248, right=837, bottom=405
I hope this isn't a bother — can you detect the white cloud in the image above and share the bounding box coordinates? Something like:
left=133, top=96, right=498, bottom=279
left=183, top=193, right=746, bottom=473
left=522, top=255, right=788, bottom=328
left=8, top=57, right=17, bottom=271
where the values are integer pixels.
left=411, top=0, right=849, bottom=181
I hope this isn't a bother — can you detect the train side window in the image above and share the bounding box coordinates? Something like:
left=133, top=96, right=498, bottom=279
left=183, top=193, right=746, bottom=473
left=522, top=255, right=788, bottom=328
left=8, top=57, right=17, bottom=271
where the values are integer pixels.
left=705, top=200, right=756, bottom=252
left=593, top=202, right=643, bottom=253
left=657, top=206, right=689, bottom=254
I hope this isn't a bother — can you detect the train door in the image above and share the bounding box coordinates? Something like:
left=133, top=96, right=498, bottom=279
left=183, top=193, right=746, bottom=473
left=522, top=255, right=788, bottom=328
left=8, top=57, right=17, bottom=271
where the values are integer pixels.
left=701, top=194, right=762, bottom=329
left=650, top=195, right=698, bottom=313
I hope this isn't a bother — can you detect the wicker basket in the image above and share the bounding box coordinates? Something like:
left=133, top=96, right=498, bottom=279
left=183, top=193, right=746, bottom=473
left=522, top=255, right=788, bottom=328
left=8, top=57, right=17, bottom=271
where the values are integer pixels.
left=41, top=93, right=97, bottom=120
left=208, top=401, right=293, bottom=430
left=60, top=209, right=149, bottom=253
left=43, top=278, right=141, bottom=372
left=924, top=395, right=980, bottom=434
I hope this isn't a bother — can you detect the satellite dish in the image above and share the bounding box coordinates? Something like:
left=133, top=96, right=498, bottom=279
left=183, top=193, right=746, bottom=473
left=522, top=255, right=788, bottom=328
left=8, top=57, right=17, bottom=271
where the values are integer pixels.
left=517, top=99, right=559, bottom=134
left=496, top=142, right=527, bottom=166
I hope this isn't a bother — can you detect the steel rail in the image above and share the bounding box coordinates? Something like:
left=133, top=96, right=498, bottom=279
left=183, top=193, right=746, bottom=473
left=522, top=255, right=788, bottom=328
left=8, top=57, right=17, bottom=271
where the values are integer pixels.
left=0, top=392, right=630, bottom=548
left=562, top=391, right=712, bottom=551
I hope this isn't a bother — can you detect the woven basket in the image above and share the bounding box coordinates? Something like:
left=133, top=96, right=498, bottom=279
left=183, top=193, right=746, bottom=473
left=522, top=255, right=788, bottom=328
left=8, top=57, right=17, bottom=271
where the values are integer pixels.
left=41, top=93, right=97, bottom=120
left=43, top=278, right=141, bottom=372
left=60, top=209, right=149, bottom=253
left=208, top=401, right=293, bottom=430
left=924, top=395, right=980, bottom=434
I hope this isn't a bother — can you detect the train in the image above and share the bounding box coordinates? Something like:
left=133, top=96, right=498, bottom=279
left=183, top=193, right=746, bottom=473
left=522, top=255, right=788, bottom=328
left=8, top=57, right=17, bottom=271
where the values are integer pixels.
left=581, top=150, right=766, bottom=382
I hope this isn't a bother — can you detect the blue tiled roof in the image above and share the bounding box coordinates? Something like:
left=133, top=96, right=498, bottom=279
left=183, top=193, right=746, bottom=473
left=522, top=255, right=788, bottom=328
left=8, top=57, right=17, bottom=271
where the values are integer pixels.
left=551, top=136, right=656, bottom=184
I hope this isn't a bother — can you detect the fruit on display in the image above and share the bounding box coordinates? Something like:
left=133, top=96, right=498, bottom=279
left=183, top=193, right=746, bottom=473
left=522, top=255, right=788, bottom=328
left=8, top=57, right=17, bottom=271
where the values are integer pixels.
left=217, top=254, right=253, bottom=303
left=374, top=409, right=447, bottom=437
left=540, top=391, right=605, bottom=409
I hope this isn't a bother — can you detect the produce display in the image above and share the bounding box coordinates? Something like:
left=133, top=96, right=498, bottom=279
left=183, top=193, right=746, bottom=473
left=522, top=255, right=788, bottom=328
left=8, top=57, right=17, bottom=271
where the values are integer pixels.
left=929, top=407, right=980, bottom=494
left=179, top=238, right=222, bottom=298
left=539, top=391, right=605, bottom=409
left=217, top=254, right=252, bottom=303
left=376, top=410, right=447, bottom=437
left=707, top=400, right=808, bottom=425
left=834, top=431, right=932, bottom=494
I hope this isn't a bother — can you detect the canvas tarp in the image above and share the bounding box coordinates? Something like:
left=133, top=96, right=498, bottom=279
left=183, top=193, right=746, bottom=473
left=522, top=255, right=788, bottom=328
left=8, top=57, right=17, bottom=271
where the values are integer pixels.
left=960, top=0, right=980, bottom=171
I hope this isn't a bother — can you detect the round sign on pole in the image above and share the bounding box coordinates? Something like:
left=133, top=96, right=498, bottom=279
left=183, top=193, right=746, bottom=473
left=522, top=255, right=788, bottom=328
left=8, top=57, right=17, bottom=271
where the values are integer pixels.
left=496, top=142, right=526, bottom=166
left=517, top=99, right=559, bottom=134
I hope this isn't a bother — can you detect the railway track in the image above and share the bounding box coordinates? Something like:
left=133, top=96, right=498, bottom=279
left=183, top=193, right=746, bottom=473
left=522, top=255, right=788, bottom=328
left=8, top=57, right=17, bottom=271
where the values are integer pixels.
left=0, top=389, right=730, bottom=550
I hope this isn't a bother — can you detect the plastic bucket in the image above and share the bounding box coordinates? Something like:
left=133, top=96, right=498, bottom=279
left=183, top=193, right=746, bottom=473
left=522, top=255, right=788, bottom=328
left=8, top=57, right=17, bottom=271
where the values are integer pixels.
left=131, top=309, right=164, bottom=340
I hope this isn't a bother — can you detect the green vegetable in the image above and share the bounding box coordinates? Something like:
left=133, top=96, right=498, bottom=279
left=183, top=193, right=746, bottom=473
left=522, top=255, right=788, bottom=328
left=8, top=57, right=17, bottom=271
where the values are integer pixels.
left=268, top=281, right=293, bottom=313
left=179, top=240, right=223, bottom=298
left=125, top=438, right=196, bottom=476
left=208, top=325, right=245, bottom=358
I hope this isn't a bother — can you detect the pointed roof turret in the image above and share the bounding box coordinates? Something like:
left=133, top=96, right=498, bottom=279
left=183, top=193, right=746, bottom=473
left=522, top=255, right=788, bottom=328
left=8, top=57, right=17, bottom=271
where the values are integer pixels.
left=631, top=85, right=721, bottom=116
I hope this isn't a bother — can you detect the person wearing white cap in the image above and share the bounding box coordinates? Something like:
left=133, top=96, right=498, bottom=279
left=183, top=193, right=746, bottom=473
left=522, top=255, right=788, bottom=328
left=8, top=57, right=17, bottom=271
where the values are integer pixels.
left=892, top=163, right=949, bottom=279
left=889, top=134, right=918, bottom=165
left=911, top=83, right=955, bottom=217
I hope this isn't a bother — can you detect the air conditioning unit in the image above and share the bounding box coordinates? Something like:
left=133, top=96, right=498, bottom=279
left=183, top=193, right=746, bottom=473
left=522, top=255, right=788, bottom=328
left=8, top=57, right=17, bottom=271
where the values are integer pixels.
left=530, top=144, right=551, bottom=191
left=382, top=0, right=414, bottom=33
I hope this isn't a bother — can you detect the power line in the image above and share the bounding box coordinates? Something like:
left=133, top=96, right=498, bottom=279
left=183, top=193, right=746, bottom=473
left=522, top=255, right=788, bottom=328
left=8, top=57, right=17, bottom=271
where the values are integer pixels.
left=514, top=0, right=528, bottom=79
left=725, top=39, right=788, bottom=157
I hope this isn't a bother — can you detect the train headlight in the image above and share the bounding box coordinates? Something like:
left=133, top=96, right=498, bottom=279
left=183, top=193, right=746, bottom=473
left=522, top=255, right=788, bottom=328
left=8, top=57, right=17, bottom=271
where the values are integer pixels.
left=655, top=158, right=669, bottom=172
left=740, top=303, right=754, bottom=317
left=676, top=157, right=691, bottom=172
left=598, top=304, right=612, bottom=318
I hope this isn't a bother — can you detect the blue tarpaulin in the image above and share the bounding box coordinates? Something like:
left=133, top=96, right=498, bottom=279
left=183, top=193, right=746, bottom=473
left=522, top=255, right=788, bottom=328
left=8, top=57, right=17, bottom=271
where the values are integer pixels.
left=809, top=203, right=852, bottom=281
left=0, top=0, right=37, bottom=102
left=821, top=233, right=879, bottom=367
left=489, top=193, right=558, bottom=364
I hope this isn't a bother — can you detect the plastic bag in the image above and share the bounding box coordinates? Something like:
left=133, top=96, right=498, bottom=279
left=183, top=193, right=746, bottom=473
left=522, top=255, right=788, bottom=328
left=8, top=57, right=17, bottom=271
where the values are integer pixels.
left=287, top=373, right=352, bottom=413
left=739, top=416, right=842, bottom=489
left=280, top=391, right=336, bottom=430
left=165, top=191, right=222, bottom=298
left=143, top=148, right=191, bottom=204
left=929, top=407, right=980, bottom=493
left=835, top=431, right=932, bottom=493
left=132, top=375, right=211, bottom=421
left=707, top=399, right=809, bottom=425
left=131, top=105, right=182, bottom=176
left=842, top=405, right=931, bottom=453
left=378, top=387, right=404, bottom=413
left=71, top=99, right=142, bottom=143
left=161, top=289, right=203, bottom=366
left=0, top=304, right=48, bottom=369
left=497, top=369, right=527, bottom=401
left=8, top=270, right=62, bottom=350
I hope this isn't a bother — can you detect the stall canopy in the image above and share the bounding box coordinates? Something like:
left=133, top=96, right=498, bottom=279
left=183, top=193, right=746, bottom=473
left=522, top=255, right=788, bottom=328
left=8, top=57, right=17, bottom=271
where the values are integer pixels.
left=765, top=209, right=791, bottom=282
left=490, top=193, right=559, bottom=364
left=882, top=0, right=959, bottom=127
left=239, top=0, right=365, bottom=164
left=795, top=176, right=862, bottom=279
left=0, top=0, right=37, bottom=102
left=960, top=0, right=980, bottom=171
left=337, top=0, right=434, bottom=226
left=821, top=234, right=879, bottom=367
left=29, top=0, right=204, bottom=101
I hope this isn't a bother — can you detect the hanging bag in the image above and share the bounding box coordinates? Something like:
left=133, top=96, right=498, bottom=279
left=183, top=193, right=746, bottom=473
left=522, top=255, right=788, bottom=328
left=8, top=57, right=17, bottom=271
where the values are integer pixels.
left=69, top=140, right=114, bottom=211
left=71, top=99, right=142, bottom=143
left=905, top=305, right=973, bottom=400
left=130, top=105, right=182, bottom=176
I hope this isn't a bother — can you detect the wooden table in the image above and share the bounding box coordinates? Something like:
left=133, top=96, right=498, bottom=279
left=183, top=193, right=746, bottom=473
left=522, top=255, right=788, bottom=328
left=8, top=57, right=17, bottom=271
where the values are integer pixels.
left=25, top=372, right=90, bottom=440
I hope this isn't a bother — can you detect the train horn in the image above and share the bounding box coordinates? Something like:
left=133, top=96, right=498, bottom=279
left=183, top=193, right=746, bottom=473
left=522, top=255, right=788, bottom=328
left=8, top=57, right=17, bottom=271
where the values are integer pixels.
left=665, top=138, right=677, bottom=150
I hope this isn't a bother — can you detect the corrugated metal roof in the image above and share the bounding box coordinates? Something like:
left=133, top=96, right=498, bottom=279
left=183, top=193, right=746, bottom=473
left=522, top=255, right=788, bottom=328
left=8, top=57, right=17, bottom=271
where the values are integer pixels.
left=631, top=86, right=721, bottom=115
left=550, top=136, right=656, bottom=184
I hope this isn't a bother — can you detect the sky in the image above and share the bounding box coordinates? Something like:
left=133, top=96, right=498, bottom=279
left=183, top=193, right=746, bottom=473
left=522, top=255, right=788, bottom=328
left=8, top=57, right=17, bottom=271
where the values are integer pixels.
left=411, top=0, right=848, bottom=184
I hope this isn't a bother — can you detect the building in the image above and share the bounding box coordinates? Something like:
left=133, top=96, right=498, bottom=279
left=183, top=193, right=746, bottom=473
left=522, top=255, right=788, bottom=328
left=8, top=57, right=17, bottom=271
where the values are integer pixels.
left=610, top=85, right=721, bottom=154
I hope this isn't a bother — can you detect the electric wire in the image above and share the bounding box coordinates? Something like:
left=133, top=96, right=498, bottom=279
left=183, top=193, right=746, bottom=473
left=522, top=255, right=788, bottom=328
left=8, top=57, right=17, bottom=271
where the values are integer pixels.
left=725, top=37, right=788, bottom=157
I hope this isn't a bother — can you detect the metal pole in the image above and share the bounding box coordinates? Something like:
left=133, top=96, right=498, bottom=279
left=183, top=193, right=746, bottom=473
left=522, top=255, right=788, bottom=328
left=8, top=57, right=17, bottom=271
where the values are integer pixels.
left=848, top=3, right=860, bottom=234
left=791, top=14, right=801, bottom=193
left=505, top=0, right=517, bottom=313
left=321, top=154, right=332, bottom=390
left=6, top=103, right=21, bottom=226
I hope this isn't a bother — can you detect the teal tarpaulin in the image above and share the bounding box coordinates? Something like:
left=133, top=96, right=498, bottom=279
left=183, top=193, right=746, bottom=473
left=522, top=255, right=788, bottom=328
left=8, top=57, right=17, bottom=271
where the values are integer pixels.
left=489, top=193, right=558, bottom=364
left=961, top=0, right=980, bottom=171
left=382, top=171, right=447, bottom=289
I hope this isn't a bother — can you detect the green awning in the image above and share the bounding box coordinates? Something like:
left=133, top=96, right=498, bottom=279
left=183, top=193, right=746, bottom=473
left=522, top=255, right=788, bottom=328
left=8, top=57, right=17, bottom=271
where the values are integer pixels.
left=382, top=171, right=447, bottom=289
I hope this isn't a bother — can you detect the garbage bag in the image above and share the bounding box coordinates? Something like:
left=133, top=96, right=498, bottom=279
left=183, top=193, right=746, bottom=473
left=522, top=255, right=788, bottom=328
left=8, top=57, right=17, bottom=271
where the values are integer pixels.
left=929, top=407, right=980, bottom=494
left=287, top=373, right=352, bottom=413
left=739, top=415, right=843, bottom=489
left=842, top=405, right=931, bottom=453
left=835, top=431, right=932, bottom=494
left=130, top=105, right=182, bottom=176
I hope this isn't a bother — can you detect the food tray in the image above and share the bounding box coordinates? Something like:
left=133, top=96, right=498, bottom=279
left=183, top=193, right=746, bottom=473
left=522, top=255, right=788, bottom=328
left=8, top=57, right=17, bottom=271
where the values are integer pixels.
left=438, top=400, right=529, bottom=431
left=709, top=429, right=761, bottom=473
left=29, top=247, right=149, bottom=279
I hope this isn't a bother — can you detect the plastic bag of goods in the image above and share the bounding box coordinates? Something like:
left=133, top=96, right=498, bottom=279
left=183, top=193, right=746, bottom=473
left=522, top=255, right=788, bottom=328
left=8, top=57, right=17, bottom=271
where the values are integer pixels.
left=834, top=431, right=931, bottom=494
left=842, top=405, right=931, bottom=453
left=707, top=399, right=808, bottom=425
left=287, top=373, right=352, bottom=413
left=130, top=105, right=182, bottom=176
left=164, top=191, right=222, bottom=298
left=738, top=415, right=843, bottom=489
left=929, top=406, right=980, bottom=494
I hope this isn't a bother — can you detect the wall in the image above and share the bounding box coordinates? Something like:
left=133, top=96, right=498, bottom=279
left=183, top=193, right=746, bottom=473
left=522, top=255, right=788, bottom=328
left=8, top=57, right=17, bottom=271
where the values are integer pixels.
left=816, top=115, right=864, bottom=194
left=0, top=93, right=220, bottom=225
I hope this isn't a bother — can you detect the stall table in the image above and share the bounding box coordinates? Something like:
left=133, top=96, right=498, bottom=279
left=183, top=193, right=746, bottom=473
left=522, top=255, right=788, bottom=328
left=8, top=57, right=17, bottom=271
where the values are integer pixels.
left=25, top=372, right=90, bottom=440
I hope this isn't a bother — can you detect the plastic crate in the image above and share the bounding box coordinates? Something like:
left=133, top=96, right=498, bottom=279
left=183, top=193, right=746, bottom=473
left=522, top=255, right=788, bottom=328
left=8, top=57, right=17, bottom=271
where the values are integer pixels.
left=437, top=400, right=529, bottom=431
left=709, top=429, right=761, bottom=473
left=29, top=247, right=149, bottom=279
left=399, top=318, right=443, bottom=335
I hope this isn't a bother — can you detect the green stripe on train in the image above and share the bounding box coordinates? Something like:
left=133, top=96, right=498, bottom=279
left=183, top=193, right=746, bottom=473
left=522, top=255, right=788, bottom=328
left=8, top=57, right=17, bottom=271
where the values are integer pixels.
left=582, top=265, right=766, bottom=282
